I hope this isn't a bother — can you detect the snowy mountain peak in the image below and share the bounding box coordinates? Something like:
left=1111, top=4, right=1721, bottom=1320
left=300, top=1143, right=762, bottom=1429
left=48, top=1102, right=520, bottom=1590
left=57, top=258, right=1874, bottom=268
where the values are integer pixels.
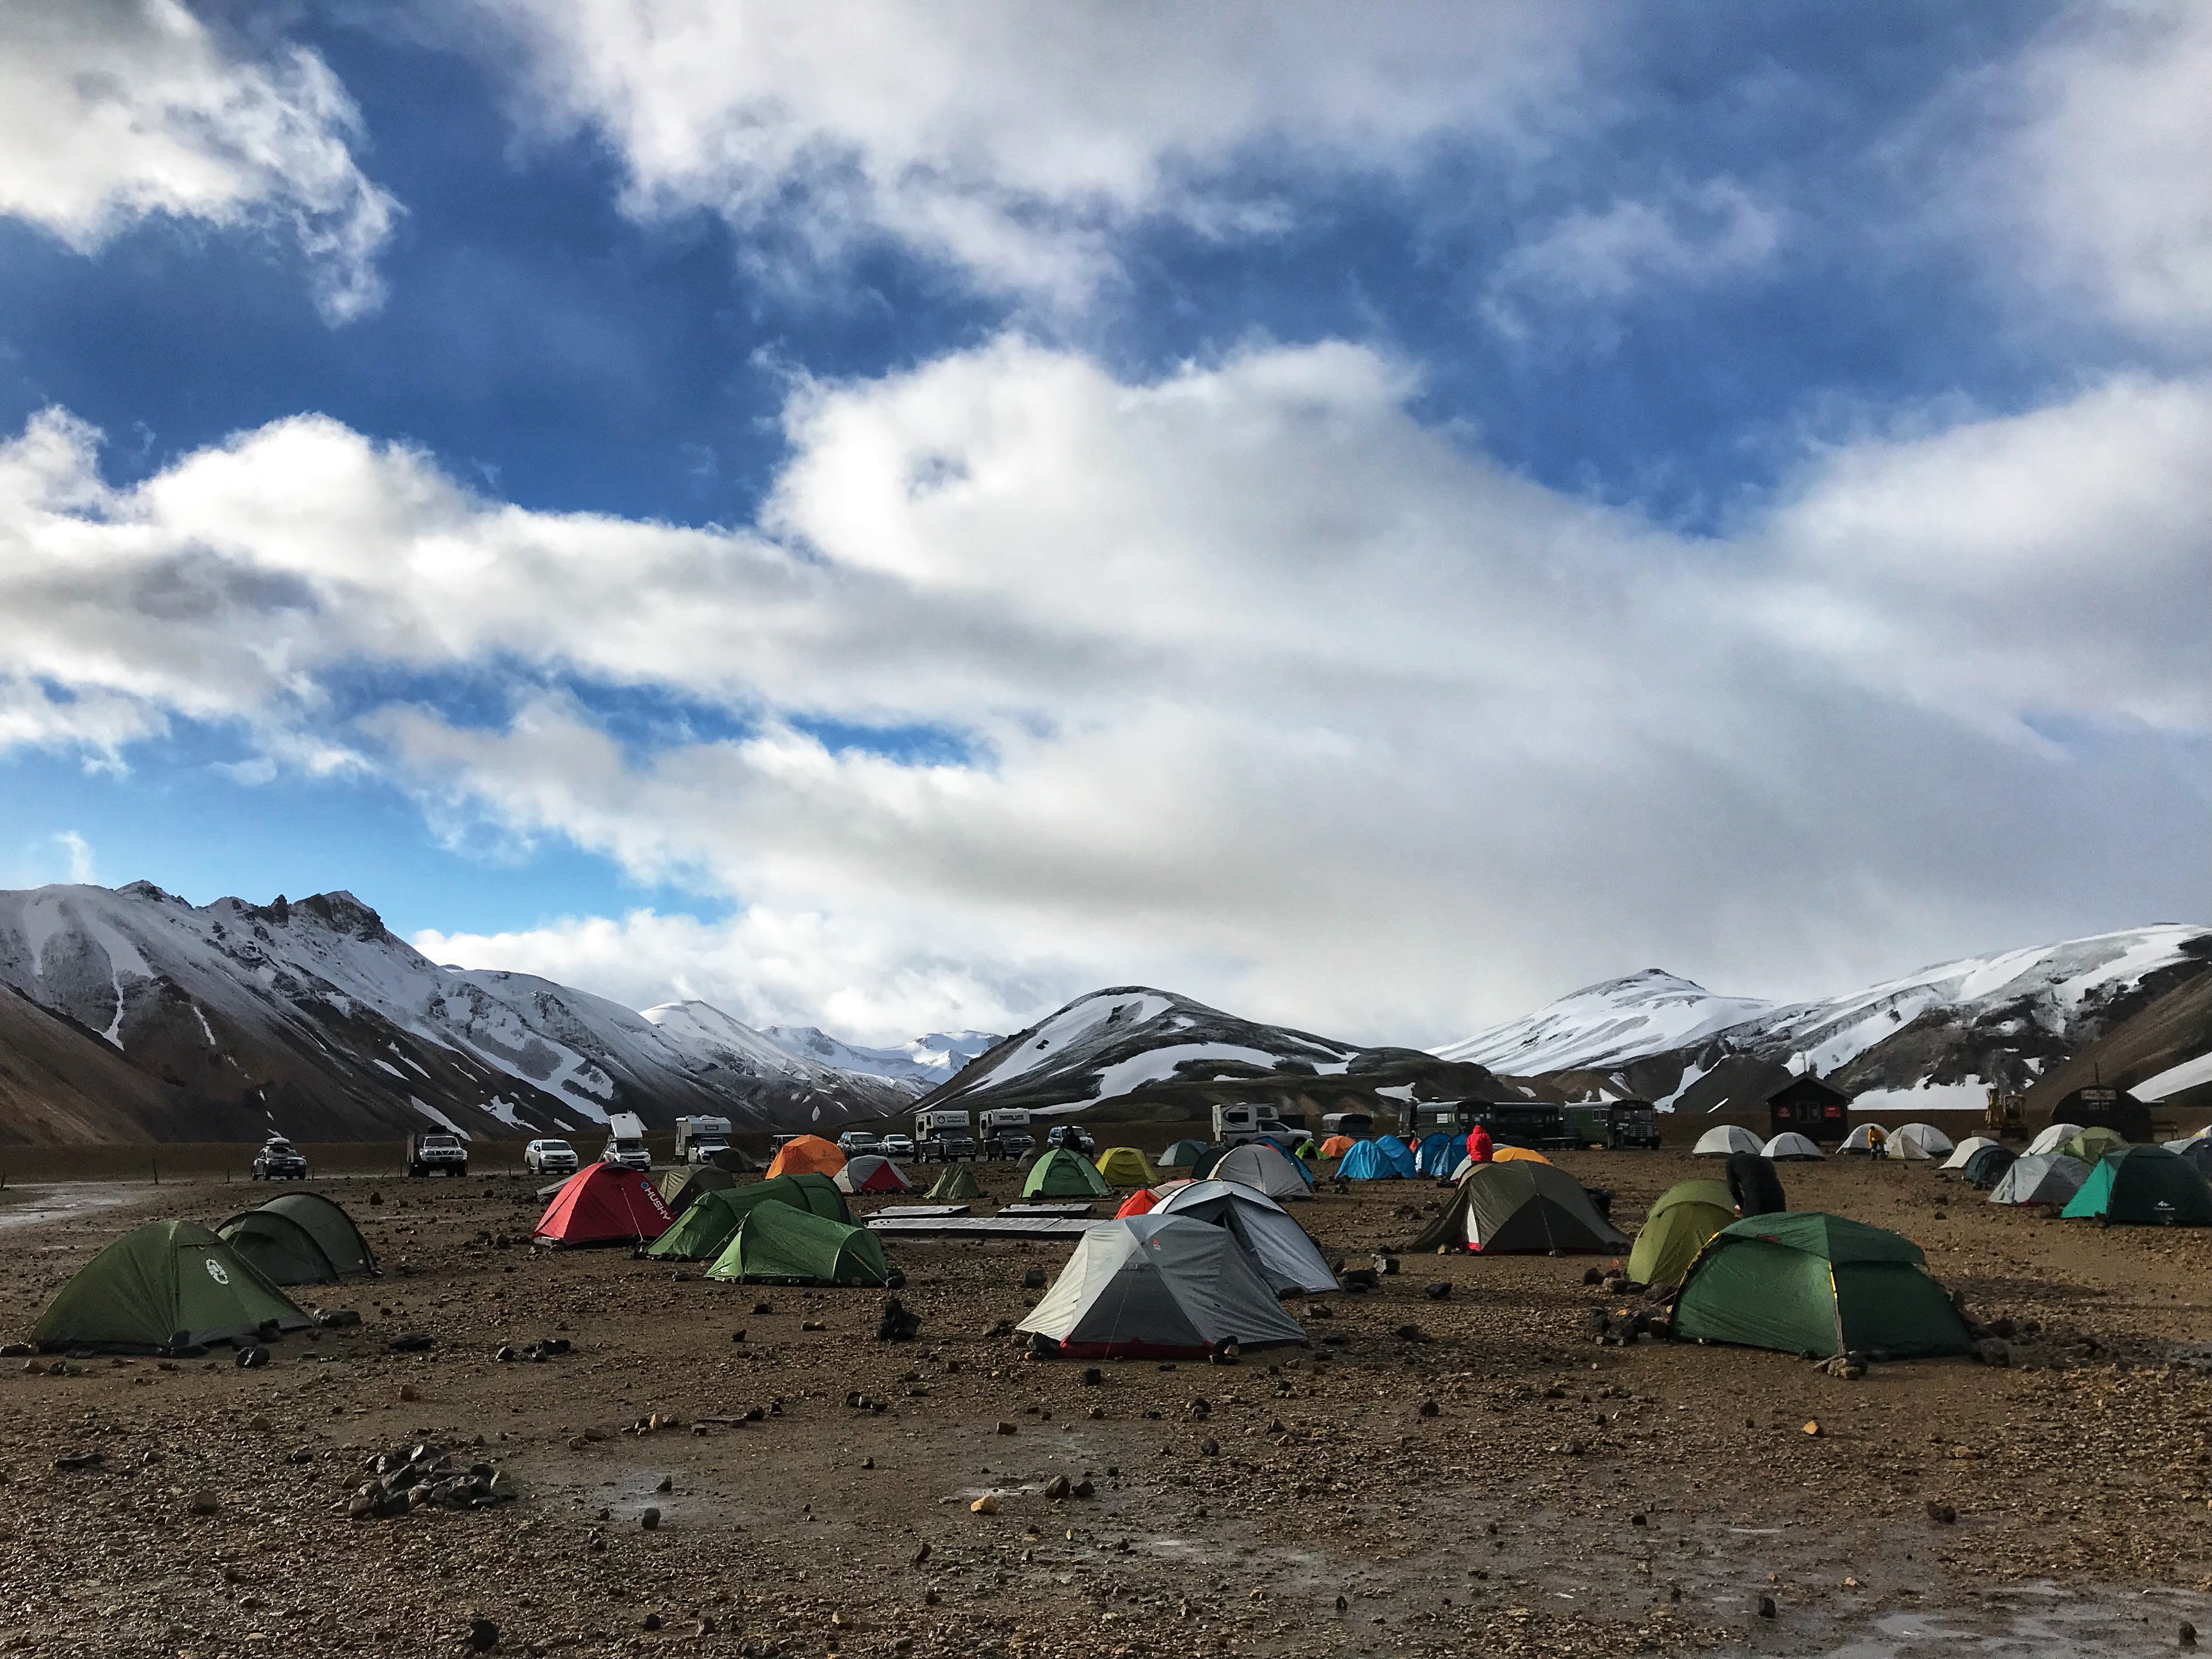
left=1435, top=970, right=1778, bottom=1075
left=759, top=1024, right=1005, bottom=1085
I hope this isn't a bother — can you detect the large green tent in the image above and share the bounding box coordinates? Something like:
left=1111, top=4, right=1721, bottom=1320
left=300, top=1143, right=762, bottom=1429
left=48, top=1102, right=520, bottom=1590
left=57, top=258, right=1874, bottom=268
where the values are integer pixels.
left=705, top=1204, right=890, bottom=1286
left=1158, top=1139, right=1211, bottom=1169
left=218, top=1209, right=344, bottom=1286
left=1407, top=1161, right=1629, bottom=1254
left=645, top=1173, right=851, bottom=1260
left=1627, top=1180, right=1735, bottom=1287
left=1673, top=1213, right=1971, bottom=1359
left=659, top=1164, right=737, bottom=1215
left=32, top=1220, right=313, bottom=1354
left=1022, top=1148, right=1112, bottom=1199
left=255, top=1192, right=375, bottom=1277
left=2061, top=1126, right=2130, bottom=1165
left=925, top=1162, right=984, bottom=1201
left=2061, top=1145, right=2212, bottom=1226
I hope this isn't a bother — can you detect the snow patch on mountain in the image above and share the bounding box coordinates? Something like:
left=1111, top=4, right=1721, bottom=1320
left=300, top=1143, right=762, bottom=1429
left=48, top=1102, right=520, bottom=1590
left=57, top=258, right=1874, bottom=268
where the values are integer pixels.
left=757, top=1025, right=1000, bottom=1086
left=1435, top=969, right=1777, bottom=1073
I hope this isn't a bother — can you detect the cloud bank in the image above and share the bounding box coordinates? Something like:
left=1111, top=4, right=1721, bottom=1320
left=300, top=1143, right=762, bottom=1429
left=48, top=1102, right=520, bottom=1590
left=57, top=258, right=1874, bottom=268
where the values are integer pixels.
left=2, top=333, right=2203, bottom=1041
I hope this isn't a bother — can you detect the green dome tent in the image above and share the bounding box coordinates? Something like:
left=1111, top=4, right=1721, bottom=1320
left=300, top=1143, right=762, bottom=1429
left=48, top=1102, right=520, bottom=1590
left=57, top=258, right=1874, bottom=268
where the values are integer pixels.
left=2061, top=1126, right=2130, bottom=1165
left=659, top=1164, right=738, bottom=1214
left=218, top=1209, right=344, bottom=1286
left=1022, top=1148, right=1111, bottom=1199
left=1158, top=1139, right=1211, bottom=1169
left=2061, top=1145, right=2212, bottom=1226
left=218, top=1192, right=376, bottom=1285
left=1407, top=1161, right=1629, bottom=1255
left=706, top=1204, right=890, bottom=1286
left=1627, top=1180, right=1735, bottom=1287
left=924, top=1161, right=984, bottom=1202
left=646, top=1173, right=853, bottom=1260
left=32, top=1220, right=313, bottom=1354
left=1673, top=1213, right=1971, bottom=1360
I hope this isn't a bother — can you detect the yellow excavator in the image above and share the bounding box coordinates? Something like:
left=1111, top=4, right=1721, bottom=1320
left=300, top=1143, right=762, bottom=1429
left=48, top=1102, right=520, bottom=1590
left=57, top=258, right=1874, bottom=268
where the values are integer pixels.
left=1984, top=1086, right=2025, bottom=1138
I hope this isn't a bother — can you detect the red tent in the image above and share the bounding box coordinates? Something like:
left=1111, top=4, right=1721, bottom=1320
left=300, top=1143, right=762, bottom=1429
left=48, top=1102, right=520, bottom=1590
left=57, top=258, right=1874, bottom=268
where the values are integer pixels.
left=1114, top=1188, right=1159, bottom=1218
left=533, top=1164, right=675, bottom=1248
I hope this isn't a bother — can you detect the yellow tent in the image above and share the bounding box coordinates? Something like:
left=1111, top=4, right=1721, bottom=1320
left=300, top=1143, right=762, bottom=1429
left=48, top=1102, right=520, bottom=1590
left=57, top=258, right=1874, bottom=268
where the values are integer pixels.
left=1094, top=1146, right=1158, bottom=1186
left=1491, top=1145, right=1553, bottom=1166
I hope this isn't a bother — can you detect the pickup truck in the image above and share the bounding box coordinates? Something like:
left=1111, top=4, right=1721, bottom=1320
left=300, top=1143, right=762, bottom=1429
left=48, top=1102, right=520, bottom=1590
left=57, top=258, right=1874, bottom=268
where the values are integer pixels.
left=405, top=1131, right=469, bottom=1178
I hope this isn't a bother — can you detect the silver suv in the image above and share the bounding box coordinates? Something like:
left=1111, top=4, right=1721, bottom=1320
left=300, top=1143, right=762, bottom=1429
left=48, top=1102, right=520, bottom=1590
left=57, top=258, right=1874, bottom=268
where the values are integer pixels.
left=524, top=1138, right=579, bottom=1175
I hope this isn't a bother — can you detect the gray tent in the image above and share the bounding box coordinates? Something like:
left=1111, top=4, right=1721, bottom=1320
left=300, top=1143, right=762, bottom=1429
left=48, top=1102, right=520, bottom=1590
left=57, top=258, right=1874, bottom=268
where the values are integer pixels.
left=1987, top=1153, right=2092, bottom=1208
left=1015, top=1215, right=1309, bottom=1358
left=1692, top=1125, right=1763, bottom=1158
left=1152, top=1178, right=1338, bottom=1294
left=1408, top=1161, right=1630, bottom=1254
left=1206, top=1142, right=1311, bottom=1200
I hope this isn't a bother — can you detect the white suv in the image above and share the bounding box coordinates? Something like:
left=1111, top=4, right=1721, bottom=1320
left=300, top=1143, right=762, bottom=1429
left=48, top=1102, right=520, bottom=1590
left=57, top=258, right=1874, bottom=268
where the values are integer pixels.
left=524, top=1138, right=579, bottom=1175
left=837, top=1130, right=882, bottom=1155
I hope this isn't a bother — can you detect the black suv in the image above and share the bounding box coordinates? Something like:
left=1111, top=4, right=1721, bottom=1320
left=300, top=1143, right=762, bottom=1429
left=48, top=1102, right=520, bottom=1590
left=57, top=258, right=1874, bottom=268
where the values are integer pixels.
left=252, top=1138, right=308, bottom=1181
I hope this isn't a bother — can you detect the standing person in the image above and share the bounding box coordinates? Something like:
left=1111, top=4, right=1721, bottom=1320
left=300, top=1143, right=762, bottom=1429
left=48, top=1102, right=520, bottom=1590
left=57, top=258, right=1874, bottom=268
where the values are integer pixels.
left=1464, top=1121, right=1494, bottom=1166
left=1724, top=1150, right=1787, bottom=1218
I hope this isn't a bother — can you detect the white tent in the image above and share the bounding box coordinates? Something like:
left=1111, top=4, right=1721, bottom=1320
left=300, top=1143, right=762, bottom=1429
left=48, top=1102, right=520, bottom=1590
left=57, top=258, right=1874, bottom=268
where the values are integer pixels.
left=1207, top=1142, right=1311, bottom=1200
left=1987, top=1153, right=2091, bottom=1207
left=1884, top=1122, right=1955, bottom=1161
left=1761, top=1132, right=1825, bottom=1161
left=1939, top=1135, right=2002, bottom=1171
left=1838, top=1124, right=1887, bottom=1155
left=1152, top=1179, right=1338, bottom=1295
left=834, top=1154, right=916, bottom=1194
left=2028, top=1122, right=2085, bottom=1155
left=1691, top=1125, right=1763, bottom=1158
left=1015, top=1215, right=1308, bottom=1358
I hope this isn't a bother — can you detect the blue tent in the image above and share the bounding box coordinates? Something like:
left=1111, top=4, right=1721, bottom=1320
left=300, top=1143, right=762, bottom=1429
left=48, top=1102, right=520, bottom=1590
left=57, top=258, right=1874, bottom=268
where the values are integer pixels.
left=1415, top=1133, right=1460, bottom=1177
left=1338, top=1138, right=1414, bottom=1180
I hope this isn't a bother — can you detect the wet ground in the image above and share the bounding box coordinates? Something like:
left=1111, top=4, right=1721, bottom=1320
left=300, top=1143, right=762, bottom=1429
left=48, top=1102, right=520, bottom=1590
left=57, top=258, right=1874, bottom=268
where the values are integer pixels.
left=2, top=1154, right=2210, bottom=1657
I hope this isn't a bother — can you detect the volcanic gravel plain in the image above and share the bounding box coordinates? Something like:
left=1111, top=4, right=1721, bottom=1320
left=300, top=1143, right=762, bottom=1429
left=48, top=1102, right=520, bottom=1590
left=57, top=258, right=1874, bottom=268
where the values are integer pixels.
left=3, top=1150, right=2211, bottom=1659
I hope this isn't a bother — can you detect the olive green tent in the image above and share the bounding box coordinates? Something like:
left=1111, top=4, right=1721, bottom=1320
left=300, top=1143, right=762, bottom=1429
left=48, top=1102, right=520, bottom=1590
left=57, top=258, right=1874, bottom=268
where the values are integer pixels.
left=1627, top=1180, right=1735, bottom=1287
left=255, top=1192, right=375, bottom=1277
left=645, top=1173, right=853, bottom=1260
left=218, top=1208, right=344, bottom=1286
left=1407, top=1161, right=1629, bottom=1254
left=1673, top=1213, right=1971, bottom=1359
left=2061, top=1145, right=2212, bottom=1226
left=708, top=1146, right=763, bottom=1173
left=1022, top=1148, right=1112, bottom=1199
left=32, top=1220, right=313, bottom=1354
left=925, top=1162, right=984, bottom=1201
left=706, top=1204, right=890, bottom=1286
left=2061, top=1126, right=2129, bottom=1165
left=659, top=1164, right=737, bottom=1214
left=1158, top=1139, right=1211, bottom=1169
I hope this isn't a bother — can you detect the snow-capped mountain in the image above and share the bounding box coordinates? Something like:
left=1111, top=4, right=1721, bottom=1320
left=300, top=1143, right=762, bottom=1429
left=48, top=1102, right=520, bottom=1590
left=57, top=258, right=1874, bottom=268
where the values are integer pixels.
left=1441, top=926, right=2212, bottom=1110
left=759, top=1025, right=1002, bottom=1086
left=0, top=882, right=916, bottom=1144
left=921, top=985, right=1506, bottom=1119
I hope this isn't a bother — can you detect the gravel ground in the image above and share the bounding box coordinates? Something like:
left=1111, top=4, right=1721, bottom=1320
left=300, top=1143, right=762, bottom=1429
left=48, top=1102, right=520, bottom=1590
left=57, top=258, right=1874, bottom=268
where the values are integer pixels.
left=3, top=1150, right=2211, bottom=1658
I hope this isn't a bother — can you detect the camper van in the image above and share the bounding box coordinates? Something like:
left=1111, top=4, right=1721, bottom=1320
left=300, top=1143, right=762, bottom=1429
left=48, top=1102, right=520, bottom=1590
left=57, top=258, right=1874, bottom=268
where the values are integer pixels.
left=1211, top=1102, right=1302, bottom=1147
left=601, top=1111, right=652, bottom=1171
left=914, top=1108, right=978, bottom=1163
left=674, top=1116, right=732, bottom=1165
left=1321, top=1110, right=1376, bottom=1138
left=978, top=1108, right=1035, bottom=1160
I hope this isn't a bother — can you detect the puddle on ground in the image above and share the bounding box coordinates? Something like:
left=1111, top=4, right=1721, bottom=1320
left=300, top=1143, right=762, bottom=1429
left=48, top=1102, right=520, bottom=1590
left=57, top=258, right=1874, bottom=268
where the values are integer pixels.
left=0, top=1183, right=140, bottom=1234
left=1769, top=1581, right=2210, bottom=1658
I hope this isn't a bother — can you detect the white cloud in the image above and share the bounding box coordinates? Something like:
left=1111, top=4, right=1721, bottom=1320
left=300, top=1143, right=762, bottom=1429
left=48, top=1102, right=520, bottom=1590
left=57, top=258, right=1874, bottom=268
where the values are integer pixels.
left=1961, top=0, right=2212, bottom=341
left=0, top=0, right=398, bottom=321
left=454, top=0, right=1595, bottom=307
left=0, top=341, right=2204, bottom=1043
left=1483, top=176, right=1784, bottom=338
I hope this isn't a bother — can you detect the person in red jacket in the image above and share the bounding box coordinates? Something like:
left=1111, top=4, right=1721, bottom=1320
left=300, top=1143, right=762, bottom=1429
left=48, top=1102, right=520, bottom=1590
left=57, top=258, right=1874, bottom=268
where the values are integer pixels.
left=1464, top=1124, right=1494, bottom=1166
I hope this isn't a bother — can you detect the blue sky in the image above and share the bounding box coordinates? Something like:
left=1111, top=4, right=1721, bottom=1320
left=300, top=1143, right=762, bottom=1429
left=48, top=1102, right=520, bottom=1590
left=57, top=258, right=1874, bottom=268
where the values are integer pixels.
left=0, top=2, right=2205, bottom=1044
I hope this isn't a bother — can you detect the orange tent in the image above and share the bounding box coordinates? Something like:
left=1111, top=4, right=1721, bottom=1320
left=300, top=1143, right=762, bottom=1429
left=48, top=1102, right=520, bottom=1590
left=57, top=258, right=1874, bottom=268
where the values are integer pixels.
left=1319, top=1135, right=1356, bottom=1159
left=1114, top=1188, right=1159, bottom=1218
left=765, top=1135, right=847, bottom=1180
left=1491, top=1144, right=1553, bottom=1166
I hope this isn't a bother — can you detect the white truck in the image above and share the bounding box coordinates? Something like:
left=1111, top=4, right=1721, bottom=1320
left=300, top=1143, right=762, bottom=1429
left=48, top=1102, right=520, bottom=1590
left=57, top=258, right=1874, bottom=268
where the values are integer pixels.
left=914, top=1107, right=978, bottom=1163
left=977, top=1108, right=1034, bottom=1161
left=1212, top=1102, right=1301, bottom=1147
left=674, top=1115, right=733, bottom=1165
left=601, top=1110, right=652, bottom=1171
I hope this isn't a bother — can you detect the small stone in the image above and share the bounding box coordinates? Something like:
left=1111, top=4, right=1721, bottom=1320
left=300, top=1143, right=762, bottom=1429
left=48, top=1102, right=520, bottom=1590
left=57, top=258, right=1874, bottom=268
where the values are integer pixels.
left=397, top=1384, right=421, bottom=1403
left=1417, top=1398, right=1440, bottom=1418
left=1757, top=1595, right=1776, bottom=1620
left=187, top=1488, right=221, bottom=1516
left=1081, top=1367, right=1103, bottom=1386
left=1802, top=1420, right=1821, bottom=1437
left=1043, top=1475, right=1071, bottom=1500
left=970, top=1494, right=998, bottom=1515
left=466, top=1616, right=499, bottom=1652
left=1424, top=1281, right=1451, bottom=1300
left=995, top=1421, right=1017, bottom=1436
left=1022, top=1267, right=1047, bottom=1289
left=1926, top=1502, right=1957, bottom=1525
left=656, top=1475, right=673, bottom=1493
left=641, top=1507, right=662, bottom=1530
left=2182, top=1621, right=2197, bottom=1647
left=642, top=1612, right=663, bottom=1631
left=1199, top=1438, right=1220, bottom=1457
